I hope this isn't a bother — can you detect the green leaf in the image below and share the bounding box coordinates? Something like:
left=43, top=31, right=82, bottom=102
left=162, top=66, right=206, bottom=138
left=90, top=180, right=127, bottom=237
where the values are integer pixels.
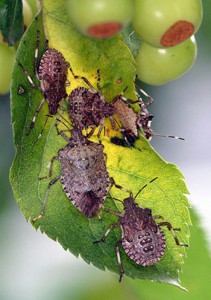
left=10, top=1, right=191, bottom=287
left=0, top=0, right=24, bottom=45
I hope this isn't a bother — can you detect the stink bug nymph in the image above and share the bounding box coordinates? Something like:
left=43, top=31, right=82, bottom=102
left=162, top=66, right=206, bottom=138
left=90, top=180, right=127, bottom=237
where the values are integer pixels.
left=94, top=178, right=188, bottom=282
left=68, top=68, right=115, bottom=138
left=19, top=30, right=70, bottom=137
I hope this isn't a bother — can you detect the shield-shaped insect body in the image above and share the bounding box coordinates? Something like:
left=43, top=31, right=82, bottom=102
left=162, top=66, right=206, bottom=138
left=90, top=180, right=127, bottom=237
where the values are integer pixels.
left=69, top=85, right=114, bottom=136
left=58, top=128, right=111, bottom=217
left=19, top=30, right=69, bottom=135
left=119, top=198, right=166, bottom=267
left=32, top=126, right=116, bottom=221
left=94, top=179, right=188, bottom=281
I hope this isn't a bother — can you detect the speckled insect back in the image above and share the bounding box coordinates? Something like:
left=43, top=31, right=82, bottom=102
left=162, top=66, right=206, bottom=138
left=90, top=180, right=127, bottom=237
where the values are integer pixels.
left=68, top=69, right=115, bottom=137
left=58, top=127, right=111, bottom=217
left=112, top=96, right=139, bottom=139
left=32, top=124, right=125, bottom=221
left=38, top=48, right=69, bottom=114
left=19, top=30, right=70, bottom=135
left=119, top=199, right=166, bottom=267
left=68, top=69, right=156, bottom=141
left=69, top=85, right=114, bottom=135
left=111, top=85, right=185, bottom=145
left=94, top=179, right=188, bottom=282
left=112, top=86, right=154, bottom=141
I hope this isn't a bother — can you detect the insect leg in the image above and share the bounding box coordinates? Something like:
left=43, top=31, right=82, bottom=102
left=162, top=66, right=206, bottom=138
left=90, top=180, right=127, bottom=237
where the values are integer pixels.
left=32, top=174, right=61, bottom=222
left=19, top=62, right=42, bottom=91
left=69, top=67, right=97, bottom=92
left=34, top=30, right=41, bottom=79
left=135, top=84, right=154, bottom=107
left=27, top=98, right=46, bottom=135
left=101, top=204, right=123, bottom=217
left=158, top=221, right=189, bottom=247
left=109, top=177, right=132, bottom=197
left=109, top=115, right=120, bottom=131
left=96, top=118, right=105, bottom=140
left=93, top=223, right=120, bottom=244
left=86, top=126, right=96, bottom=139
left=34, top=105, right=69, bottom=143
left=33, top=114, right=53, bottom=144
left=116, top=239, right=124, bottom=282
left=153, top=215, right=164, bottom=221
left=39, top=155, right=59, bottom=180
left=55, top=116, right=71, bottom=142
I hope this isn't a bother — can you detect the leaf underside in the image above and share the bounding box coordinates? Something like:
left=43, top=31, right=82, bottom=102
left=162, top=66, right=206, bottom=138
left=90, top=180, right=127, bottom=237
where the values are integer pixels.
left=10, top=1, right=191, bottom=287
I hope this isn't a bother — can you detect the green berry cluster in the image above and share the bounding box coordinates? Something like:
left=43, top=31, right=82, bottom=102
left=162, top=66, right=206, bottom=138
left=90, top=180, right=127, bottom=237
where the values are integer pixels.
left=66, top=0, right=203, bottom=85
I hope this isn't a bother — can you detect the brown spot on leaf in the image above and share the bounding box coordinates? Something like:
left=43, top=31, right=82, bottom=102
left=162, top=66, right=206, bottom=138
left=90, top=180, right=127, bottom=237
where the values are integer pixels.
left=116, top=78, right=122, bottom=84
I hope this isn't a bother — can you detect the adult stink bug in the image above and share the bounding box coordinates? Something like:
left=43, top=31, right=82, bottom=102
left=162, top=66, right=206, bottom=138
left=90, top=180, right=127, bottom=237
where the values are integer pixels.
left=112, top=86, right=154, bottom=141
left=68, top=69, right=155, bottom=140
left=94, top=178, right=188, bottom=282
left=111, top=85, right=185, bottom=146
left=19, top=30, right=70, bottom=136
left=32, top=123, right=127, bottom=221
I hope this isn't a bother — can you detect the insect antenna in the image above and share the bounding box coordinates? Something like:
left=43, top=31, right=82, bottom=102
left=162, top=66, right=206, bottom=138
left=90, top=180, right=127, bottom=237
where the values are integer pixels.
left=54, top=114, right=73, bottom=141
left=153, top=133, right=185, bottom=141
left=106, top=194, right=124, bottom=205
left=57, top=120, right=71, bottom=131
left=111, top=197, right=124, bottom=205
left=56, top=115, right=72, bottom=131
left=134, top=177, right=158, bottom=201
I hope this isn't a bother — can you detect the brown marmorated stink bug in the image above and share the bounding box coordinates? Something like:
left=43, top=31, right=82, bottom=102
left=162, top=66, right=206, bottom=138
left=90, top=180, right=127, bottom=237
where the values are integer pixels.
left=68, top=68, right=183, bottom=145
left=111, top=86, right=185, bottom=147
left=112, top=85, right=155, bottom=142
left=32, top=122, right=128, bottom=221
left=68, top=69, right=155, bottom=142
left=94, top=178, right=188, bottom=282
left=19, top=30, right=70, bottom=136
left=68, top=68, right=115, bottom=138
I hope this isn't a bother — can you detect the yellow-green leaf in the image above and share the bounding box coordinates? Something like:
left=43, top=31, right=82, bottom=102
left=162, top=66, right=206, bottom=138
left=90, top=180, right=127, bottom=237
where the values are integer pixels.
left=10, top=1, right=191, bottom=287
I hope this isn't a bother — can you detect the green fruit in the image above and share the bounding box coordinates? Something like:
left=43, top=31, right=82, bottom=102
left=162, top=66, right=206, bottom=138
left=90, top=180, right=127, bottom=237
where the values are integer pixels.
left=132, top=0, right=203, bottom=47
left=136, top=36, right=197, bottom=86
left=66, top=0, right=133, bottom=38
left=0, top=43, right=16, bottom=95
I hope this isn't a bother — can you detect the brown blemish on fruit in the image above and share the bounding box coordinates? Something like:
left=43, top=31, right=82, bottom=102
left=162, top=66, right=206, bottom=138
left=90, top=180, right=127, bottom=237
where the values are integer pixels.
left=161, top=20, right=194, bottom=47
left=88, top=22, right=122, bottom=38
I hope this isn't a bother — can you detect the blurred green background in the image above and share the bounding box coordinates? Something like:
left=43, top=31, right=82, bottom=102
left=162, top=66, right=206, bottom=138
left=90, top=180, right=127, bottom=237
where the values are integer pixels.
left=0, top=0, right=210, bottom=299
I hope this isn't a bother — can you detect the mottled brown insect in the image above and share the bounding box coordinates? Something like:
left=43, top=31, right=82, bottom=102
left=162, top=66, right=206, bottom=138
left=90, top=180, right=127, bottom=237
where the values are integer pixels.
left=112, top=86, right=185, bottom=144
left=19, top=30, right=69, bottom=135
left=112, top=86, right=155, bottom=141
left=32, top=124, right=120, bottom=221
left=68, top=70, right=154, bottom=141
left=94, top=179, right=188, bottom=282
left=68, top=69, right=115, bottom=137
